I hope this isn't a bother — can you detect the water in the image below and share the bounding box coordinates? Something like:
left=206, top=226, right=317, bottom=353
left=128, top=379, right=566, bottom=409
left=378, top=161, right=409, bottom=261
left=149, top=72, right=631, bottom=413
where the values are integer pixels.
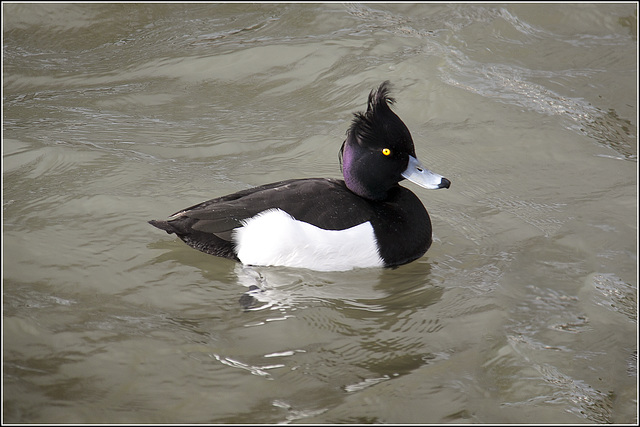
left=2, top=3, right=637, bottom=424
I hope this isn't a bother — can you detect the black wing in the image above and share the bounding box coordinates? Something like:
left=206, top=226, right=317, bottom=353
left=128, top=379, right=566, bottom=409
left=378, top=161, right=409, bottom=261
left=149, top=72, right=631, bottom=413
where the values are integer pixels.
left=149, top=178, right=375, bottom=259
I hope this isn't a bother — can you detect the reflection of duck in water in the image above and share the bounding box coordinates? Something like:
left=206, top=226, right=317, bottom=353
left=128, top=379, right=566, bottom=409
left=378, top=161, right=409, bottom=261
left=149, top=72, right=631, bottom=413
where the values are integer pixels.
left=149, top=81, right=450, bottom=272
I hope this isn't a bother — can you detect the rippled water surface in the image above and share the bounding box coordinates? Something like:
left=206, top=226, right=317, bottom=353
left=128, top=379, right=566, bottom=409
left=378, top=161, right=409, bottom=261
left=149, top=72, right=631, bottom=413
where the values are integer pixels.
left=3, top=3, right=637, bottom=424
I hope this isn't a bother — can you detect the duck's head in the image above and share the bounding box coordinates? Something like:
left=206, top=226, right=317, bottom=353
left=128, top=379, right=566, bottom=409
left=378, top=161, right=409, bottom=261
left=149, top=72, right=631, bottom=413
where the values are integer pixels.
left=339, top=81, right=450, bottom=201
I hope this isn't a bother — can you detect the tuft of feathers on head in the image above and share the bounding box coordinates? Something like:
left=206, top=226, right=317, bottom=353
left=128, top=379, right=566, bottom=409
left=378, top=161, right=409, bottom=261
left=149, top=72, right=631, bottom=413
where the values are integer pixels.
left=339, top=81, right=399, bottom=170
left=347, top=81, right=397, bottom=146
left=366, top=80, right=395, bottom=113
left=347, top=80, right=395, bottom=143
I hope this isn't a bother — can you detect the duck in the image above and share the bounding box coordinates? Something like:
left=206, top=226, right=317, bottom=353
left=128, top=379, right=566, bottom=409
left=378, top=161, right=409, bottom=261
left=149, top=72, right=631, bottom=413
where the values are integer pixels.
left=149, top=81, right=450, bottom=271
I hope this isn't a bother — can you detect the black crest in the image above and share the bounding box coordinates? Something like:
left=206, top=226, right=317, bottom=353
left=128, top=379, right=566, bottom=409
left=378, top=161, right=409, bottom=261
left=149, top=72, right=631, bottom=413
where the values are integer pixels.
left=366, top=80, right=396, bottom=113
left=348, top=81, right=396, bottom=147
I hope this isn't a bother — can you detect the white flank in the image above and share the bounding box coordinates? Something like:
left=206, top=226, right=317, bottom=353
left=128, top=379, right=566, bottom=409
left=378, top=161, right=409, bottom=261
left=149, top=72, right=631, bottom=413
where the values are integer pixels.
left=233, top=209, right=383, bottom=271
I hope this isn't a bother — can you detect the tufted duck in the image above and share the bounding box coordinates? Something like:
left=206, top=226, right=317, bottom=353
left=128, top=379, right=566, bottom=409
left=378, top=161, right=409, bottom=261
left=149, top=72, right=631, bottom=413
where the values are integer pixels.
left=149, top=81, right=450, bottom=271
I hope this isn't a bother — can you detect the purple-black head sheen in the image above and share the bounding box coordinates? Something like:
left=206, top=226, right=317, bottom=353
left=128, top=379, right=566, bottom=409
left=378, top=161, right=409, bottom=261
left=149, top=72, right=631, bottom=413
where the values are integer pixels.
left=339, top=81, right=416, bottom=200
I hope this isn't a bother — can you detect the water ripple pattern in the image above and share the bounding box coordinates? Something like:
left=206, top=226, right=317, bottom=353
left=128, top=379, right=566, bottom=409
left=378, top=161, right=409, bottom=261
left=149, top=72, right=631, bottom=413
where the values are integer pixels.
left=2, top=3, right=636, bottom=424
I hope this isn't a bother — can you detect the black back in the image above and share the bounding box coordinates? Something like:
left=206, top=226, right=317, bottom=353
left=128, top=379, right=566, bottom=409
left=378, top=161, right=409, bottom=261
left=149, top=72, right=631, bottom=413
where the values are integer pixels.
left=149, top=178, right=432, bottom=267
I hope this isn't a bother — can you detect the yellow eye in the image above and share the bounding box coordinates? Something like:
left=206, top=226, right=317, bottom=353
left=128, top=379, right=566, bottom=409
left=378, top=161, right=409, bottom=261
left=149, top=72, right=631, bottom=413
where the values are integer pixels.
left=382, top=148, right=391, bottom=156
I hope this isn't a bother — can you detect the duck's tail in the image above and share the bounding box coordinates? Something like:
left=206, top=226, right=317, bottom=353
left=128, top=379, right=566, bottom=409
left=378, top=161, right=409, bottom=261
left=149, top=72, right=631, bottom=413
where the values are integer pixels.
left=148, top=220, right=175, bottom=234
